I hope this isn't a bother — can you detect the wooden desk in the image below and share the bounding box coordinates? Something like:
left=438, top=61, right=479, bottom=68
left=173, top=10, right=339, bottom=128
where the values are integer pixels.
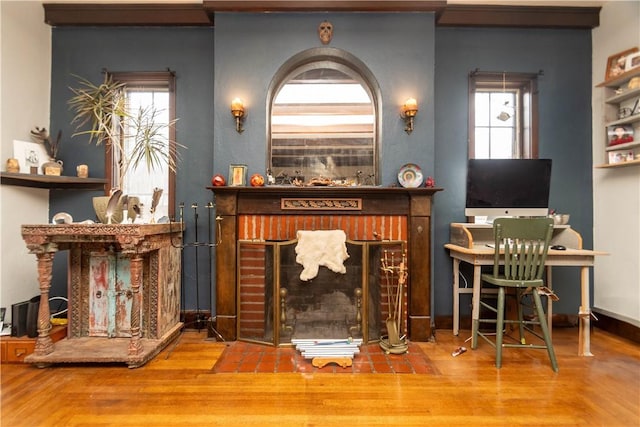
left=445, top=222, right=607, bottom=357
left=21, top=223, right=183, bottom=368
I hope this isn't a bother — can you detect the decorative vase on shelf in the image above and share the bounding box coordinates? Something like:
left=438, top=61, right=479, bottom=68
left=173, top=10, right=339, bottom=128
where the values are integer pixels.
left=42, top=159, right=63, bottom=176
left=6, top=158, right=20, bottom=173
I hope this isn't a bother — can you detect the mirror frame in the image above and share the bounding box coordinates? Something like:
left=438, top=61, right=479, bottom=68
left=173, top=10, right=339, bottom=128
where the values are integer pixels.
left=267, top=48, right=382, bottom=185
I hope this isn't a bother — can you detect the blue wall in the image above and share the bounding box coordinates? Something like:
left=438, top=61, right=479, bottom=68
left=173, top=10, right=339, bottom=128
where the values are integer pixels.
left=48, top=16, right=593, bottom=323
left=434, top=27, right=593, bottom=317
left=213, top=12, right=436, bottom=183
left=49, top=27, right=216, bottom=312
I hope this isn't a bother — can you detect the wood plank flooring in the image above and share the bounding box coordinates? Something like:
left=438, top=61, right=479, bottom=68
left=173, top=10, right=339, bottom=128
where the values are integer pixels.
left=2, top=327, right=638, bottom=426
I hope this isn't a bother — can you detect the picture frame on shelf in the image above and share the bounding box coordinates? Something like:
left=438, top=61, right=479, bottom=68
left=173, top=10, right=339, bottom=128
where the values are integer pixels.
left=228, top=164, right=247, bottom=186
left=605, top=47, right=639, bottom=81
left=608, top=151, right=634, bottom=164
left=12, top=140, right=48, bottom=173
left=607, top=125, right=634, bottom=146
left=625, top=51, right=640, bottom=72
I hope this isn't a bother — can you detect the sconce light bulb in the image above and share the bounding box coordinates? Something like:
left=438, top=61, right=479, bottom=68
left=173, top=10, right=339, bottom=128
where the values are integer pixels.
left=401, top=98, right=418, bottom=134
left=231, top=97, right=246, bottom=133
left=231, top=98, right=244, bottom=116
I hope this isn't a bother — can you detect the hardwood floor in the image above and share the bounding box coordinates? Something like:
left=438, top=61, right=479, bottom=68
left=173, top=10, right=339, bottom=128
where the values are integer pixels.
left=2, top=327, right=638, bottom=426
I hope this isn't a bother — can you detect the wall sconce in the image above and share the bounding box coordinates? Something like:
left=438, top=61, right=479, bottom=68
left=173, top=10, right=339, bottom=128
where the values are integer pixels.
left=231, top=98, right=245, bottom=133
left=401, top=98, right=418, bottom=134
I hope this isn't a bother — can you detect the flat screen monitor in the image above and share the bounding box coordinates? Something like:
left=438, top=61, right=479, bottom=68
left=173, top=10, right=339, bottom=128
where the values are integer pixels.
left=465, top=158, right=552, bottom=219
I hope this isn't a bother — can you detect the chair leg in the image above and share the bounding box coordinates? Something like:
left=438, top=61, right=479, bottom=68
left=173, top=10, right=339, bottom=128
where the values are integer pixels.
left=516, top=289, right=526, bottom=344
left=495, top=287, right=505, bottom=369
left=471, top=318, right=479, bottom=349
left=532, top=290, right=559, bottom=372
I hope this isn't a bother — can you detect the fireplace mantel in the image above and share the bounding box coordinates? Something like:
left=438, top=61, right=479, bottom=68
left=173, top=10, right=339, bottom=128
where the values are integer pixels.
left=208, top=186, right=442, bottom=342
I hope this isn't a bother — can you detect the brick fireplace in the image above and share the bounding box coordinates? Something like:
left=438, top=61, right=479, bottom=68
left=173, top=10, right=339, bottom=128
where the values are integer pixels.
left=209, top=186, right=440, bottom=343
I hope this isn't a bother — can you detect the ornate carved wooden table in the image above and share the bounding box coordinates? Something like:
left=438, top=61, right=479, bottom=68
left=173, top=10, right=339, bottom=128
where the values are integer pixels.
left=21, top=223, right=183, bottom=368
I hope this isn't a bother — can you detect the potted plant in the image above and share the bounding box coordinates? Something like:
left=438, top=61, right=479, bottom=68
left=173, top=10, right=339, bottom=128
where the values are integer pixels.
left=68, top=73, right=182, bottom=222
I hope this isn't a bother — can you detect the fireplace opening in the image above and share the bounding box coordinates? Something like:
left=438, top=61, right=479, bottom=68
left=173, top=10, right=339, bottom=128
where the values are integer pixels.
left=237, top=238, right=405, bottom=346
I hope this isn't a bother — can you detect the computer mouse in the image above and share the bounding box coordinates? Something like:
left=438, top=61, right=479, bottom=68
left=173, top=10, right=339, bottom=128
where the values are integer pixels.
left=551, top=245, right=566, bottom=250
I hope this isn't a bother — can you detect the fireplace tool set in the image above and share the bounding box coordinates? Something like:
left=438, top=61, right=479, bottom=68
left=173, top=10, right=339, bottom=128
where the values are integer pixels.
left=172, top=202, right=224, bottom=340
left=379, top=250, right=409, bottom=354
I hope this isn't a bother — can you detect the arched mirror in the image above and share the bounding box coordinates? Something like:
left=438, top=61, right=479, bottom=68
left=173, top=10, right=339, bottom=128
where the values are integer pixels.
left=269, top=55, right=379, bottom=185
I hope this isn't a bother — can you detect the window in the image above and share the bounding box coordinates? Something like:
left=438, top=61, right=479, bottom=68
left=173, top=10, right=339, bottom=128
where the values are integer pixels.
left=469, top=71, right=539, bottom=159
left=107, top=72, right=176, bottom=219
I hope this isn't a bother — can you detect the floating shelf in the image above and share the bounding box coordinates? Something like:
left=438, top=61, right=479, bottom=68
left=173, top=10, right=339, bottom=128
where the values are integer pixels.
left=595, top=158, right=640, bottom=169
left=0, top=172, right=106, bottom=190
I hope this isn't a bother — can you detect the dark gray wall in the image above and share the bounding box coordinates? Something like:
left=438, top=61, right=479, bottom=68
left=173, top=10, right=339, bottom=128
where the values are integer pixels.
left=49, top=27, right=216, bottom=313
left=434, top=27, right=593, bottom=318
left=48, top=16, right=593, bottom=323
left=212, top=12, right=436, bottom=183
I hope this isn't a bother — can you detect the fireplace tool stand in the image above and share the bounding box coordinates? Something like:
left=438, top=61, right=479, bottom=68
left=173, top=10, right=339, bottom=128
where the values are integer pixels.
left=173, top=202, right=224, bottom=341
left=379, top=250, right=409, bottom=354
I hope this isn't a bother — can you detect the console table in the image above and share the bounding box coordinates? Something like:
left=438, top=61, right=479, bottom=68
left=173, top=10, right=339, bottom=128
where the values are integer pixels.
left=445, top=222, right=607, bottom=356
left=21, top=223, right=183, bottom=368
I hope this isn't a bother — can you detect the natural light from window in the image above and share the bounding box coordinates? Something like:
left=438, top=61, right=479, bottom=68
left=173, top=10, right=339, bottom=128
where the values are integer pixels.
left=474, top=90, right=517, bottom=159
left=121, top=89, right=170, bottom=220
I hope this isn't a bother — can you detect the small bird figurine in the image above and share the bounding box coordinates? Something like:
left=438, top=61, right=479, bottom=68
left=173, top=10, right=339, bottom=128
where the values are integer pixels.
left=149, top=188, right=163, bottom=223
left=120, top=195, right=129, bottom=224
left=105, top=189, right=122, bottom=225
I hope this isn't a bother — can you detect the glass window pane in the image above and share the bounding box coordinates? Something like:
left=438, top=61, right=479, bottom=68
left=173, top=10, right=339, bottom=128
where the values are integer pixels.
left=474, top=128, right=490, bottom=158
left=122, top=89, right=170, bottom=220
left=490, top=92, right=515, bottom=127
left=475, top=92, right=489, bottom=127
left=490, top=128, right=514, bottom=158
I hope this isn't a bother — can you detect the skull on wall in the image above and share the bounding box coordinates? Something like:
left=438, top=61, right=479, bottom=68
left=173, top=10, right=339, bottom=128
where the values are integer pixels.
left=318, top=20, right=333, bottom=45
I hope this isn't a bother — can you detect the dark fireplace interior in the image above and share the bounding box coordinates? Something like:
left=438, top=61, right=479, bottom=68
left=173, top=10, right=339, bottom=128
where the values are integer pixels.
left=238, top=239, right=405, bottom=346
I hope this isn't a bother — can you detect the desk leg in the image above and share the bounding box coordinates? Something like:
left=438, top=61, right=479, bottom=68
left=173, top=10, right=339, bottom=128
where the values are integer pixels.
left=578, top=266, right=593, bottom=357
left=453, top=259, right=460, bottom=336
left=470, top=265, right=482, bottom=349
left=546, top=266, right=553, bottom=339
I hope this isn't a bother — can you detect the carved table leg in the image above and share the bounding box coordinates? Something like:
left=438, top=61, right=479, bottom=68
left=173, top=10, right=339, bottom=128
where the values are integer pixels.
left=128, top=255, right=143, bottom=356
left=34, top=251, right=55, bottom=356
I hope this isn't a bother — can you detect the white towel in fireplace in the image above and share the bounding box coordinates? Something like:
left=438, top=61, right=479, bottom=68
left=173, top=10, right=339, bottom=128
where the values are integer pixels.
left=295, top=230, right=349, bottom=281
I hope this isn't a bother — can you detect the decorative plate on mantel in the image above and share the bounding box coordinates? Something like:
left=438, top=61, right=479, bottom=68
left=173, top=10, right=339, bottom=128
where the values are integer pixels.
left=398, top=163, right=423, bottom=188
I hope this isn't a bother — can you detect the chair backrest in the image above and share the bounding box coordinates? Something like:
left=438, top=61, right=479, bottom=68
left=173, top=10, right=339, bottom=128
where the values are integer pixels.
left=491, top=218, right=554, bottom=281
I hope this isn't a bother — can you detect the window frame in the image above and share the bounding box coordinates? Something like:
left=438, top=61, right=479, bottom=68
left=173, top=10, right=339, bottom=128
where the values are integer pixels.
left=468, top=71, right=539, bottom=160
left=105, top=71, right=177, bottom=219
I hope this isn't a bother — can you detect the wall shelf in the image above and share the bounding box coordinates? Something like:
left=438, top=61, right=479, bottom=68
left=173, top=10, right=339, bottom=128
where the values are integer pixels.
left=595, top=158, right=640, bottom=169
left=0, top=172, right=106, bottom=190
left=605, top=140, right=640, bottom=152
left=596, top=61, right=640, bottom=168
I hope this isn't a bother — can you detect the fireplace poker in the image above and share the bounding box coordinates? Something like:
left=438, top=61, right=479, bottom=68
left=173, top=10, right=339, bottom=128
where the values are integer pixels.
left=192, top=203, right=204, bottom=331
left=179, top=202, right=185, bottom=323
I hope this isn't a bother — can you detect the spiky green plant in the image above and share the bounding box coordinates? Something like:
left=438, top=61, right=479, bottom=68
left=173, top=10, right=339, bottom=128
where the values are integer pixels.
left=68, top=74, right=127, bottom=147
left=68, top=74, right=182, bottom=188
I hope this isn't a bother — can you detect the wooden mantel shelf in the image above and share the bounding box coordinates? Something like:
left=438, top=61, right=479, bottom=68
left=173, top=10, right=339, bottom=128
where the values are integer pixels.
left=206, top=185, right=443, bottom=196
left=1, top=172, right=106, bottom=190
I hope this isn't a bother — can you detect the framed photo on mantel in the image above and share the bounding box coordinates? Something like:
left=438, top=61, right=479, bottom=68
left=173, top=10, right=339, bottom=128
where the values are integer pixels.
left=229, top=164, right=247, bottom=186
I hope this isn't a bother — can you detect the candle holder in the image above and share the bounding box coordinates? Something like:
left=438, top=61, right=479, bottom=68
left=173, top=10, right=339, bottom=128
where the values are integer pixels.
left=401, top=98, right=418, bottom=135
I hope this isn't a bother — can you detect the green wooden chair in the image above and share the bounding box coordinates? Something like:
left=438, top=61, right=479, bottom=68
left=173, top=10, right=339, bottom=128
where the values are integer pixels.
left=471, top=217, right=558, bottom=372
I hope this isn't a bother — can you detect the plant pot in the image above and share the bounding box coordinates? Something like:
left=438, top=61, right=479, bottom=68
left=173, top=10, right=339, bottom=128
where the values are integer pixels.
left=42, top=159, right=63, bottom=176
left=92, top=196, right=140, bottom=224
